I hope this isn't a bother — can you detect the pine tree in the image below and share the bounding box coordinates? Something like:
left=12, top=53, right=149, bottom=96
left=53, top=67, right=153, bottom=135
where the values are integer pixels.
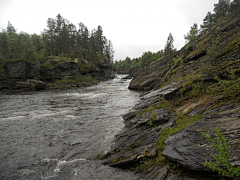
left=6, top=21, right=16, bottom=35
left=45, top=18, right=56, bottom=55
left=0, top=31, right=9, bottom=58
left=229, top=0, right=240, bottom=12
left=164, top=33, right=175, bottom=61
left=200, top=12, right=214, bottom=30
left=184, top=23, right=199, bottom=44
left=213, top=0, right=230, bottom=23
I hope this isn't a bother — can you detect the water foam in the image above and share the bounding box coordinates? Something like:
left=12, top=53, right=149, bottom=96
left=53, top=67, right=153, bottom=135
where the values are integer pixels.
left=54, top=158, right=87, bottom=172
left=1, top=116, right=26, bottom=121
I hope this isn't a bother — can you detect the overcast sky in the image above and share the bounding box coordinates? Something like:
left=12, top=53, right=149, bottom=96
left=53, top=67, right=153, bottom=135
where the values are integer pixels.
left=0, top=0, right=219, bottom=61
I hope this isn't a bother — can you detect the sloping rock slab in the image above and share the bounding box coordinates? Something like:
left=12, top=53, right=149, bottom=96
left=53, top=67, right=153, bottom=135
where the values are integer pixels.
left=103, top=108, right=176, bottom=167
left=141, top=82, right=180, bottom=100
left=128, top=71, right=159, bottom=90
left=162, top=104, right=240, bottom=171
left=140, top=166, right=168, bottom=180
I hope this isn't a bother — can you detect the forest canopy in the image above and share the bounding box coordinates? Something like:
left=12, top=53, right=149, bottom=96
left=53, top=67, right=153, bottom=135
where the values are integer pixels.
left=0, top=14, right=114, bottom=67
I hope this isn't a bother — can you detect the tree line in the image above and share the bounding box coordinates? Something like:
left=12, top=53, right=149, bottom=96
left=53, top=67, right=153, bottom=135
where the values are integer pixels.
left=0, top=14, right=114, bottom=66
left=184, top=0, right=240, bottom=44
left=114, top=51, right=164, bottom=72
left=114, top=33, right=176, bottom=72
left=114, top=0, right=240, bottom=72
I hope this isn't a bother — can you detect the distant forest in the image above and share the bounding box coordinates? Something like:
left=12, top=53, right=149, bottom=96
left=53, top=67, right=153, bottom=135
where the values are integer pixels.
left=0, top=14, right=114, bottom=66
left=114, top=0, right=240, bottom=72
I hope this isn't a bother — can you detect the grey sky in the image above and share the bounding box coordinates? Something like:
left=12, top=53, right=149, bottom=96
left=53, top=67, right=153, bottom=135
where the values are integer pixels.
left=0, top=0, right=219, bottom=60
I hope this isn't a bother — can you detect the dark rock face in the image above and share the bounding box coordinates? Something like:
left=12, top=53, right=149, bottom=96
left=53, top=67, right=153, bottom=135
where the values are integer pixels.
left=39, top=66, right=56, bottom=83
left=5, top=60, right=40, bottom=81
left=115, top=8, right=240, bottom=179
left=103, top=106, right=176, bottom=167
left=162, top=104, right=240, bottom=171
left=5, top=60, right=30, bottom=80
left=29, top=60, right=41, bottom=80
left=128, top=71, right=159, bottom=90
left=140, top=166, right=168, bottom=180
left=1, top=59, right=115, bottom=90
left=98, top=63, right=114, bottom=80
left=53, top=62, right=79, bottom=79
left=128, top=56, right=173, bottom=90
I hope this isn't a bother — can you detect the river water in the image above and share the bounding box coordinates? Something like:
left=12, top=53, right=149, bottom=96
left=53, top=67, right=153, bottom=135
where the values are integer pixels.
left=0, top=75, right=141, bottom=180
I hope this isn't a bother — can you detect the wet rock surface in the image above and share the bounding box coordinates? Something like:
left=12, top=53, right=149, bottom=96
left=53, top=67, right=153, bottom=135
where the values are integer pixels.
left=103, top=98, right=176, bottom=167
left=163, top=103, right=240, bottom=171
left=0, top=75, right=142, bottom=180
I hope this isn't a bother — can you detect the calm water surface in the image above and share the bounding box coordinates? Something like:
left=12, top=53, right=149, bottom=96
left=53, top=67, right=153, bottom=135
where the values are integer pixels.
left=0, top=75, right=141, bottom=180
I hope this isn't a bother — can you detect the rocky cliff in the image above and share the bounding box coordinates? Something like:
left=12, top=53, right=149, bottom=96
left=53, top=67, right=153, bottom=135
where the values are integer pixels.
left=0, top=58, right=114, bottom=90
left=102, top=8, right=240, bottom=179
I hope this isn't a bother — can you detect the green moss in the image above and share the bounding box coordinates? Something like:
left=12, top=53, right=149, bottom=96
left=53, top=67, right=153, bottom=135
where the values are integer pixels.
left=3, top=59, right=34, bottom=65
left=124, top=140, right=143, bottom=151
left=79, top=64, right=89, bottom=73
left=42, top=60, right=53, bottom=69
left=156, top=114, right=202, bottom=162
left=223, top=38, right=240, bottom=54
left=108, top=155, right=132, bottom=164
left=54, top=79, right=76, bottom=85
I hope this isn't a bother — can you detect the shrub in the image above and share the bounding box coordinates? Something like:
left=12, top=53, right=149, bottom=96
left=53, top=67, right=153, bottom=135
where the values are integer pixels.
left=201, top=129, right=240, bottom=179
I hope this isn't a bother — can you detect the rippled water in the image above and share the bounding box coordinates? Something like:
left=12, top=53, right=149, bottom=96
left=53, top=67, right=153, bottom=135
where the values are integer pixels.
left=0, top=75, right=141, bottom=180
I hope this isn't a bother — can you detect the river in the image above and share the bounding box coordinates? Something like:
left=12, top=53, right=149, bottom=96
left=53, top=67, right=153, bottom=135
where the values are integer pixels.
left=0, top=75, right=141, bottom=180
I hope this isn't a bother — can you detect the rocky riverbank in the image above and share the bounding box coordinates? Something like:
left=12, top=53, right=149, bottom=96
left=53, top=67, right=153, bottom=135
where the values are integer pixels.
left=100, top=8, right=240, bottom=180
left=0, top=58, right=114, bottom=91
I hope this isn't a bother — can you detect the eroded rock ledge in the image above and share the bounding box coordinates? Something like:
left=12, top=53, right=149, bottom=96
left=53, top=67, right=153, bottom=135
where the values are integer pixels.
left=103, top=107, right=175, bottom=167
left=103, top=7, right=240, bottom=179
left=163, top=103, right=240, bottom=171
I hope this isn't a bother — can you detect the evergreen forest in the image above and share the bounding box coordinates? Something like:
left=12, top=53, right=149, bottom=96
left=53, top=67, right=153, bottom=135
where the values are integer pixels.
left=0, top=14, right=114, bottom=67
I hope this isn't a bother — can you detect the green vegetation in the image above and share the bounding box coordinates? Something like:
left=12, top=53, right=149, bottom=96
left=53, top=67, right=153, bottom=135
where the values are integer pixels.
left=0, top=14, right=114, bottom=72
left=156, top=115, right=202, bottom=162
left=114, top=33, right=176, bottom=72
left=147, top=118, right=153, bottom=127
left=52, top=74, right=98, bottom=86
left=200, top=0, right=240, bottom=31
left=114, top=51, right=164, bottom=72
left=201, top=129, right=240, bottom=179
left=147, top=112, right=156, bottom=127
left=207, top=35, right=221, bottom=57
left=184, top=23, right=199, bottom=45
left=173, top=55, right=183, bottom=66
